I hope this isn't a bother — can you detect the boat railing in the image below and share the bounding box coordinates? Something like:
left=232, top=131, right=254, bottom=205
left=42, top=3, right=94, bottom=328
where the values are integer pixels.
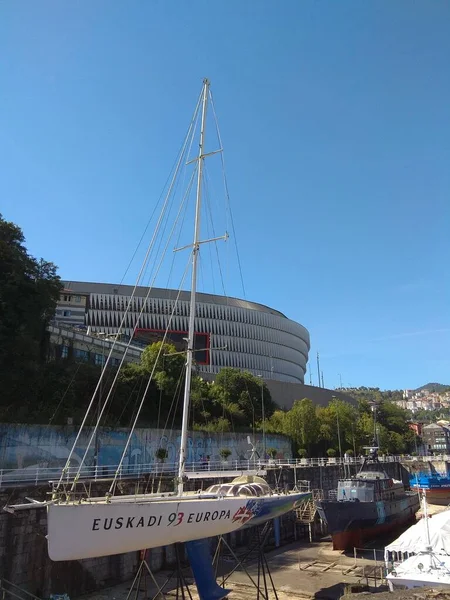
left=0, top=454, right=439, bottom=488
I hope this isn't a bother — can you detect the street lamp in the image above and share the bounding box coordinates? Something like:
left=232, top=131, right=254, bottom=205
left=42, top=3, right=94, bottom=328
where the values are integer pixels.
left=257, top=375, right=266, bottom=459
left=336, top=411, right=342, bottom=459
left=368, top=401, right=379, bottom=448
left=93, top=333, right=108, bottom=468
left=332, top=396, right=342, bottom=459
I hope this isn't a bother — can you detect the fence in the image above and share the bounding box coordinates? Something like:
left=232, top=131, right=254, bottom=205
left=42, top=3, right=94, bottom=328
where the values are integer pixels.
left=343, top=547, right=386, bottom=588
left=0, top=453, right=437, bottom=488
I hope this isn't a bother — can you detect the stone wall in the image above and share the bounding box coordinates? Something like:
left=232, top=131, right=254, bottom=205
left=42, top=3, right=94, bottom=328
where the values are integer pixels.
left=0, top=488, right=139, bottom=597
left=263, top=381, right=358, bottom=410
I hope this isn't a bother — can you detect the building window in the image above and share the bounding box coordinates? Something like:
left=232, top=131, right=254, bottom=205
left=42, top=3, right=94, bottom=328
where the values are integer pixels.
left=75, top=295, right=82, bottom=303
left=112, top=358, right=120, bottom=367
left=61, top=345, right=69, bottom=359
left=63, top=295, right=72, bottom=302
left=63, top=310, right=71, bottom=317
left=74, top=348, right=89, bottom=362
left=94, top=353, right=105, bottom=366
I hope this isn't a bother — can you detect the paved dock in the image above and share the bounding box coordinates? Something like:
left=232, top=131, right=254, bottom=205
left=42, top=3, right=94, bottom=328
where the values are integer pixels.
left=77, top=539, right=385, bottom=600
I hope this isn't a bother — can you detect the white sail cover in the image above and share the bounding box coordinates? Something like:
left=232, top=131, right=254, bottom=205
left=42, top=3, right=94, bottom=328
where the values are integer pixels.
left=386, top=509, right=450, bottom=557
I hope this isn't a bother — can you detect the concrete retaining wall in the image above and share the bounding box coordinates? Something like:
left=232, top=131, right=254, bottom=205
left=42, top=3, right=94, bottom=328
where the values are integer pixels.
left=0, top=424, right=292, bottom=472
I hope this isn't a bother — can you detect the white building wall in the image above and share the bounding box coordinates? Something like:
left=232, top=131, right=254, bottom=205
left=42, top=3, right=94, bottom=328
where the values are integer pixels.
left=60, top=282, right=310, bottom=384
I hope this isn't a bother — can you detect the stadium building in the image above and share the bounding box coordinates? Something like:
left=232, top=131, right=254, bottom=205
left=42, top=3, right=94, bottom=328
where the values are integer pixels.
left=54, top=281, right=310, bottom=384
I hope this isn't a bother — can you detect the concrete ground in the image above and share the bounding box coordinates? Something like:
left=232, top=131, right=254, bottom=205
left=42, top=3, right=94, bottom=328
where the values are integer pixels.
left=76, top=538, right=385, bottom=600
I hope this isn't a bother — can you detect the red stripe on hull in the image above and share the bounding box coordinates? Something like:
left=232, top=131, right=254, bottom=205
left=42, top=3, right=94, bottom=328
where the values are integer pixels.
left=414, top=487, right=450, bottom=496
left=331, top=513, right=417, bottom=551
left=421, top=488, right=450, bottom=506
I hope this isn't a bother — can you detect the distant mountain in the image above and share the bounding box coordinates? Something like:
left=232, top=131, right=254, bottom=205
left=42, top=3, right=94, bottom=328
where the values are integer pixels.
left=414, top=383, right=449, bottom=393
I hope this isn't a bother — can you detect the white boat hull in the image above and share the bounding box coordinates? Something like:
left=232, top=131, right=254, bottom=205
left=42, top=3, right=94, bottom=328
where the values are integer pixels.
left=47, top=492, right=310, bottom=561
left=386, top=551, right=450, bottom=590
left=387, top=574, right=450, bottom=591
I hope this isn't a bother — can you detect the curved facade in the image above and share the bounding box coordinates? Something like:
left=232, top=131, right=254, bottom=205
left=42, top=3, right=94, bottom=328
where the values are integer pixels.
left=60, top=281, right=310, bottom=383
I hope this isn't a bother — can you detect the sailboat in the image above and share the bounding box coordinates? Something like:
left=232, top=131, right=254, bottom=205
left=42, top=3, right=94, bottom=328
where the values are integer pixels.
left=5, top=79, right=311, bottom=562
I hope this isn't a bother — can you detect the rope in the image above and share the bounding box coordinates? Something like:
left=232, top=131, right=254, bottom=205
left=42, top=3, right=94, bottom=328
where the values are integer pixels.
left=203, top=167, right=227, bottom=295
left=164, top=164, right=198, bottom=288
left=107, top=253, right=193, bottom=494
left=209, top=88, right=246, bottom=299
left=57, top=92, right=204, bottom=492
left=73, top=221, right=193, bottom=491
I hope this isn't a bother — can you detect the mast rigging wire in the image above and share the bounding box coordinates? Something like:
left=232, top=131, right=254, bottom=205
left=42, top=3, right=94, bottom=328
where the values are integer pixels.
left=209, top=88, right=246, bottom=300
left=119, top=89, right=204, bottom=288
left=56, top=91, right=204, bottom=491
left=107, top=252, right=193, bottom=494
left=72, top=182, right=199, bottom=490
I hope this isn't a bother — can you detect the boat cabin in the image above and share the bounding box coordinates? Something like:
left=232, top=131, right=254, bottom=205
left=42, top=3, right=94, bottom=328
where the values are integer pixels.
left=337, top=471, right=404, bottom=502
left=206, top=475, right=272, bottom=497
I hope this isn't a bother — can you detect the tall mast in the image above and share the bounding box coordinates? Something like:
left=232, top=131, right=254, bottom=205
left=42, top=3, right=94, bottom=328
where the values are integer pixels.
left=316, top=352, right=321, bottom=387
left=177, top=78, right=210, bottom=495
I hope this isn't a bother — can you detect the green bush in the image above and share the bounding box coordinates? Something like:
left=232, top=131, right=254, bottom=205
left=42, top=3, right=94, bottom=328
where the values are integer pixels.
left=267, top=448, right=278, bottom=459
left=219, top=448, right=232, bottom=460
left=155, top=448, right=168, bottom=462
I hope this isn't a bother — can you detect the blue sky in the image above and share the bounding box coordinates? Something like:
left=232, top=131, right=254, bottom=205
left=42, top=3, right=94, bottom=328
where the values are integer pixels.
left=1, top=1, right=449, bottom=391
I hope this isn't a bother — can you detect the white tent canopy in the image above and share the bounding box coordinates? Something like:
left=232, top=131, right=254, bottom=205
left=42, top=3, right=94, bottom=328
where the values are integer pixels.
left=385, top=509, right=450, bottom=560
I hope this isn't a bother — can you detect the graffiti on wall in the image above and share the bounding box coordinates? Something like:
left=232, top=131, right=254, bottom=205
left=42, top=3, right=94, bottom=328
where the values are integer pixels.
left=0, top=424, right=292, bottom=471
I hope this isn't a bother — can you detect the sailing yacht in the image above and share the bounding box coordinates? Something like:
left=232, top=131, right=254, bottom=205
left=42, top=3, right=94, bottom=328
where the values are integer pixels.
left=6, top=79, right=311, bottom=562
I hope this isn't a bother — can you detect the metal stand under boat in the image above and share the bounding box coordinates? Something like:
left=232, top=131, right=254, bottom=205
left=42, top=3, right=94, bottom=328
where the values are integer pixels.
left=124, top=522, right=279, bottom=600
left=124, top=542, right=229, bottom=600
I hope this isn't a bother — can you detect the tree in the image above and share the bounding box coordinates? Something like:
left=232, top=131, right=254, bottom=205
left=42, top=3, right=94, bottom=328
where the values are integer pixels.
left=387, top=431, right=406, bottom=455
left=0, top=214, right=61, bottom=415
left=267, top=448, right=278, bottom=459
left=317, top=398, right=358, bottom=454
left=141, top=341, right=185, bottom=395
left=210, top=368, right=276, bottom=425
left=193, top=416, right=231, bottom=433
left=284, top=398, right=319, bottom=454
left=355, top=412, right=376, bottom=450
left=265, top=410, right=287, bottom=434
left=377, top=401, right=410, bottom=435
left=190, top=376, right=214, bottom=425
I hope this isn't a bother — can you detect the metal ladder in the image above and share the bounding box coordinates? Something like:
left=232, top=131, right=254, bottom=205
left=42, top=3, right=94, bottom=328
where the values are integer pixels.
left=0, top=579, right=43, bottom=600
